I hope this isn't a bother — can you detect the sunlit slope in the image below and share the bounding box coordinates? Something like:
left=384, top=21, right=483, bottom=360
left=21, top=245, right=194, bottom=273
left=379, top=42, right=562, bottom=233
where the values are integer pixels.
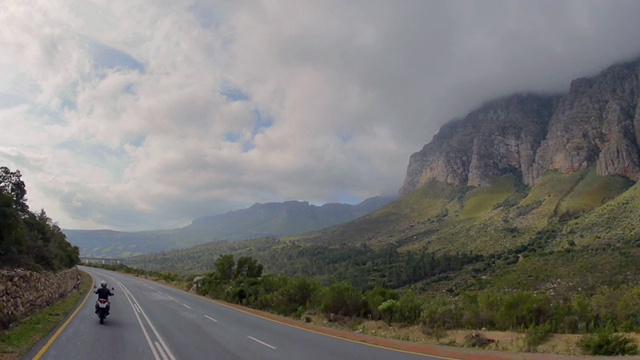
left=311, top=170, right=620, bottom=254
left=294, top=179, right=461, bottom=246
left=561, top=180, right=640, bottom=247
left=398, top=169, right=633, bottom=254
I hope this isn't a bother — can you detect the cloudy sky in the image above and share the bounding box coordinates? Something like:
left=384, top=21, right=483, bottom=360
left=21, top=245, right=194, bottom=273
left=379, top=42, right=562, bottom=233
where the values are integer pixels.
left=1, top=0, right=640, bottom=231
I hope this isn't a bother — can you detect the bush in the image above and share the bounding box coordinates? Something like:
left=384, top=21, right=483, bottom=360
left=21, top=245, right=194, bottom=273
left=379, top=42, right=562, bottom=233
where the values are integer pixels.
left=578, top=329, right=639, bottom=356
left=524, top=323, right=552, bottom=352
left=395, top=290, right=424, bottom=324
left=320, top=282, right=363, bottom=317
left=364, top=286, right=399, bottom=320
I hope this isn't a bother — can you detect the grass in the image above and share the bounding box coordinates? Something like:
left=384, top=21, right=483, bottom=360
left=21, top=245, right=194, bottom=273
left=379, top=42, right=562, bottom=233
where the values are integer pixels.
left=486, top=247, right=640, bottom=295
left=461, top=175, right=515, bottom=219
left=0, top=270, right=92, bottom=360
left=558, top=169, right=633, bottom=214
left=561, top=182, right=640, bottom=247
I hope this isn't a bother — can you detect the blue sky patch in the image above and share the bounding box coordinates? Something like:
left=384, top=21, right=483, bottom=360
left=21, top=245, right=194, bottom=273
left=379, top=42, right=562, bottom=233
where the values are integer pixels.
left=338, top=133, right=354, bottom=144
left=124, top=83, right=137, bottom=96
left=189, top=1, right=222, bottom=29
left=251, top=109, right=273, bottom=135
left=60, top=97, right=77, bottom=111
left=27, top=106, right=67, bottom=125
left=224, top=132, right=241, bottom=143
left=57, top=140, right=127, bottom=181
left=220, top=86, right=249, bottom=102
left=90, top=42, right=145, bottom=73
left=129, top=135, right=145, bottom=147
left=225, top=132, right=255, bottom=153
left=0, top=92, right=27, bottom=108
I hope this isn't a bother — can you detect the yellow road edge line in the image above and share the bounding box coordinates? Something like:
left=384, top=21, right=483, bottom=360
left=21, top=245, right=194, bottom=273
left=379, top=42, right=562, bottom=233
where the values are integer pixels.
left=32, top=273, right=95, bottom=360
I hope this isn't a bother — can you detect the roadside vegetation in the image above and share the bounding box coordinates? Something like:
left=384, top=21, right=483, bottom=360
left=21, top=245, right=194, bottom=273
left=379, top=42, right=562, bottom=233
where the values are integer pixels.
left=96, top=250, right=640, bottom=356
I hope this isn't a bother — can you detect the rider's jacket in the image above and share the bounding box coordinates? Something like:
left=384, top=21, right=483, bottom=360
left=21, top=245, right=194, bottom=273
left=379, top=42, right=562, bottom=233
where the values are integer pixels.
left=95, top=287, right=114, bottom=300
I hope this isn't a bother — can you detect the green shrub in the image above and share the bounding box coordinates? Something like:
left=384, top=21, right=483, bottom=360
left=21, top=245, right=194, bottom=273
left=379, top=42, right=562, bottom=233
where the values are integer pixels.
left=395, top=290, right=424, bottom=324
left=578, top=329, right=639, bottom=356
left=524, top=323, right=552, bottom=352
left=320, top=282, right=363, bottom=317
left=377, top=299, right=398, bottom=324
left=364, top=286, right=399, bottom=320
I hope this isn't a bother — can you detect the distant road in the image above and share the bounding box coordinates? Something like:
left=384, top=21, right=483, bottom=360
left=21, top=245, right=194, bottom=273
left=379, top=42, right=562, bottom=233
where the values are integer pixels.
left=26, top=266, right=459, bottom=360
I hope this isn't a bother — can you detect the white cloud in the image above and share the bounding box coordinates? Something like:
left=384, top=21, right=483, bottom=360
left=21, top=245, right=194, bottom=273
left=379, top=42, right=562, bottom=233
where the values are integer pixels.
left=1, top=0, right=639, bottom=230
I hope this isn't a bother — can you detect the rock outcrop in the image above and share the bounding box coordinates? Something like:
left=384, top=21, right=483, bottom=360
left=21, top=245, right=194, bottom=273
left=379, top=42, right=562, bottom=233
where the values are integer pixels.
left=401, top=58, right=640, bottom=195
left=533, top=62, right=640, bottom=181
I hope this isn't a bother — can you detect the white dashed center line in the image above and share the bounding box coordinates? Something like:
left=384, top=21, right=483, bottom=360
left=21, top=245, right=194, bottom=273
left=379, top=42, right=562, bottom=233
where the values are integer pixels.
left=248, top=336, right=276, bottom=350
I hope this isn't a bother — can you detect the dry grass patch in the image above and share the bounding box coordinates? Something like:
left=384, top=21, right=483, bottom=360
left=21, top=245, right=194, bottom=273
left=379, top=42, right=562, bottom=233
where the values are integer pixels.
left=304, top=317, right=640, bottom=358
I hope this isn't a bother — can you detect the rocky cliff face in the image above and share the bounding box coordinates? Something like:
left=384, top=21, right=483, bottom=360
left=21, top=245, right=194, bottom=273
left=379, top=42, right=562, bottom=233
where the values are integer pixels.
left=401, top=59, right=640, bottom=195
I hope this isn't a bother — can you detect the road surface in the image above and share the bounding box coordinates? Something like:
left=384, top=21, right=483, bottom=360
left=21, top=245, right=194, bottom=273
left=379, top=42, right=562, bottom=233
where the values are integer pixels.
left=26, top=266, right=460, bottom=360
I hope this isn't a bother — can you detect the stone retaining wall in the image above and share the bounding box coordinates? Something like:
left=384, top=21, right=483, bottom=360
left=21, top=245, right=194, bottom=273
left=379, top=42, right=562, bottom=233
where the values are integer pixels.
left=0, top=267, right=81, bottom=328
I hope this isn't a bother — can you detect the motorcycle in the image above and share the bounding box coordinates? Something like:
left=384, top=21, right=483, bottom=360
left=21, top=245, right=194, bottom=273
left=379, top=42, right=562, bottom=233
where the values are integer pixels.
left=96, top=299, right=109, bottom=324
left=94, top=286, right=115, bottom=324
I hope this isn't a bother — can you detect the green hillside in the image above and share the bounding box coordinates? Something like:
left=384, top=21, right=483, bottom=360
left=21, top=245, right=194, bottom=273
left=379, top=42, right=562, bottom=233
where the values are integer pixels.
left=561, top=181, right=640, bottom=247
left=127, top=168, right=638, bottom=297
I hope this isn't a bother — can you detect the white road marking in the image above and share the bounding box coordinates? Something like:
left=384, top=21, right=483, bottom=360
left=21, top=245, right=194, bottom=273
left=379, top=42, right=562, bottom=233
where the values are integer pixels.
left=182, top=303, right=192, bottom=309
left=158, top=291, right=176, bottom=301
left=205, top=315, right=218, bottom=322
left=111, top=278, right=160, bottom=360
left=133, top=303, right=141, bottom=313
left=103, top=273, right=176, bottom=360
left=134, top=294, right=177, bottom=360
left=155, top=341, right=169, bottom=360
left=248, top=336, right=277, bottom=350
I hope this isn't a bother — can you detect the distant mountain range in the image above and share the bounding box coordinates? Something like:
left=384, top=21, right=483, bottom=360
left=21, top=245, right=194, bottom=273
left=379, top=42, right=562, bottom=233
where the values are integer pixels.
left=64, top=196, right=395, bottom=258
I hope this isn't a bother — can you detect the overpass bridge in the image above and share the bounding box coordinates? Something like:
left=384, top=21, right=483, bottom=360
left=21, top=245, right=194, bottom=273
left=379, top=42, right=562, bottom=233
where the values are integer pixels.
left=79, top=257, right=123, bottom=265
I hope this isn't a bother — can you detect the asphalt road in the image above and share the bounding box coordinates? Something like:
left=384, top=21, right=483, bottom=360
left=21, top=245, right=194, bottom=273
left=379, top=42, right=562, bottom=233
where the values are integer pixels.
left=26, top=267, right=459, bottom=360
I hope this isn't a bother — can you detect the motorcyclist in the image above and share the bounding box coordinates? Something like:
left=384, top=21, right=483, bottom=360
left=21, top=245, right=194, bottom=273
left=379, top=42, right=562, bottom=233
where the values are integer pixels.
left=94, top=280, right=114, bottom=315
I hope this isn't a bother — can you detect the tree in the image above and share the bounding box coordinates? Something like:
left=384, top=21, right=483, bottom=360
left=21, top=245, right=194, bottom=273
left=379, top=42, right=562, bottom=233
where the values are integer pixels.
left=0, top=193, right=25, bottom=260
left=235, top=256, right=263, bottom=279
left=214, top=254, right=235, bottom=281
left=0, top=166, right=79, bottom=271
left=0, top=167, right=28, bottom=214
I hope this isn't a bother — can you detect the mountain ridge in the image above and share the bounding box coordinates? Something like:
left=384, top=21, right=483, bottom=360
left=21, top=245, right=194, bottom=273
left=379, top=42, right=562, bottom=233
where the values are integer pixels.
left=65, top=196, right=395, bottom=257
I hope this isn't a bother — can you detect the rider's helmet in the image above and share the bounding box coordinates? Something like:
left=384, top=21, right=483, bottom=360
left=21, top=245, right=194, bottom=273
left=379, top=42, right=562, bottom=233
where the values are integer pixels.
left=100, top=280, right=107, bottom=288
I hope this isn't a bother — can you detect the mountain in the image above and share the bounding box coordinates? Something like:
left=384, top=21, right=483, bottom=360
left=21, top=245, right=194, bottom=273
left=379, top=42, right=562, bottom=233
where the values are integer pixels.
left=187, top=196, right=395, bottom=239
left=401, top=59, right=640, bottom=194
left=65, top=196, right=394, bottom=258
left=126, top=58, right=640, bottom=297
